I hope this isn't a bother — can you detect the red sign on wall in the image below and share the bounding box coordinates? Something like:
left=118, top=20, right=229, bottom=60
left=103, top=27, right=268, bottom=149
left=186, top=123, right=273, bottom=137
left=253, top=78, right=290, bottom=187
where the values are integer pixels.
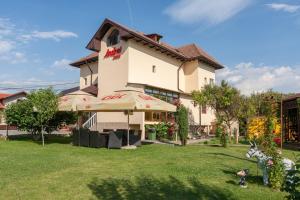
left=104, top=47, right=122, bottom=60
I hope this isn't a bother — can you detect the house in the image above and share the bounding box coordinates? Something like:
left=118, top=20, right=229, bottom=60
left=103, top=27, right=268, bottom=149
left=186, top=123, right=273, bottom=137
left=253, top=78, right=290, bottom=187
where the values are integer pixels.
left=0, top=92, right=27, bottom=126
left=283, top=93, right=300, bottom=142
left=69, top=18, right=224, bottom=140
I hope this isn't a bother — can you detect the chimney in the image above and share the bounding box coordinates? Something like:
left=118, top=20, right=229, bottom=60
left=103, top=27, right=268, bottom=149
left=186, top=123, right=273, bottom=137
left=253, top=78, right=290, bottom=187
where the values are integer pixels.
left=145, top=33, right=163, bottom=43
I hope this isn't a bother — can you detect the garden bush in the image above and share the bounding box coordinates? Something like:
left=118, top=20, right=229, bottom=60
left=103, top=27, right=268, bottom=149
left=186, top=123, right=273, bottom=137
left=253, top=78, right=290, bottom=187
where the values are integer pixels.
left=177, top=105, right=188, bottom=146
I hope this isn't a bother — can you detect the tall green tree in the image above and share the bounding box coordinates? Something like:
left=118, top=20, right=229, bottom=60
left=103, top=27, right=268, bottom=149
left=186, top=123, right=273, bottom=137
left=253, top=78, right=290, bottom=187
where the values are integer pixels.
left=176, top=105, right=189, bottom=146
left=5, top=88, right=58, bottom=144
left=192, top=80, right=242, bottom=144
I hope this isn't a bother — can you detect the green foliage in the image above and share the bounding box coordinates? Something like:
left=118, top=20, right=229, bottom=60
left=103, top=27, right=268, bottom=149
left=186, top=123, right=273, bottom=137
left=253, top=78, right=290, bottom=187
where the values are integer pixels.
left=153, top=122, right=169, bottom=139
left=5, top=88, right=58, bottom=135
left=145, top=122, right=176, bottom=141
left=5, top=99, right=35, bottom=132
left=47, top=111, right=78, bottom=132
left=285, top=155, right=300, bottom=200
left=268, top=155, right=285, bottom=190
left=177, top=105, right=188, bottom=146
left=192, top=80, right=242, bottom=144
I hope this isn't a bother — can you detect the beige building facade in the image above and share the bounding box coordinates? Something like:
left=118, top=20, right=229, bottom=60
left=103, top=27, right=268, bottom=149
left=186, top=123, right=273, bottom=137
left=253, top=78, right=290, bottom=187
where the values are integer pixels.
left=70, top=19, right=224, bottom=139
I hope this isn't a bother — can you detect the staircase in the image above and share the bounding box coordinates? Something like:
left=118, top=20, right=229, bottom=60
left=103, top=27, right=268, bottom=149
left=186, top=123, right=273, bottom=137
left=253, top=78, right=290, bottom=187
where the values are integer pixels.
left=82, top=113, right=97, bottom=130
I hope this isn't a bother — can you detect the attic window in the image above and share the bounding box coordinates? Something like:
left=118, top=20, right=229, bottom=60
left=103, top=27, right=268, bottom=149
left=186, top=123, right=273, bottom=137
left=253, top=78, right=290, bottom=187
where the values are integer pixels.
left=107, top=29, right=120, bottom=46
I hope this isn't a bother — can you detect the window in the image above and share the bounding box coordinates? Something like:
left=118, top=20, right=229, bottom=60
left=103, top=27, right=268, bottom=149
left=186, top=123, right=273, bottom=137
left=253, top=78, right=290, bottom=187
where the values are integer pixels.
left=107, top=29, right=120, bottom=46
left=84, top=78, right=88, bottom=85
left=152, top=65, right=156, bottom=73
left=144, top=87, right=179, bottom=104
left=210, top=78, right=214, bottom=85
left=202, top=105, right=207, bottom=114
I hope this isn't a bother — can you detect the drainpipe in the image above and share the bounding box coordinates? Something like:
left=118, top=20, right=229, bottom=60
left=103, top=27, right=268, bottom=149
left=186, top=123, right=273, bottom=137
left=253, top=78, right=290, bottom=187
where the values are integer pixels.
left=177, top=60, right=188, bottom=92
left=85, top=60, right=93, bottom=86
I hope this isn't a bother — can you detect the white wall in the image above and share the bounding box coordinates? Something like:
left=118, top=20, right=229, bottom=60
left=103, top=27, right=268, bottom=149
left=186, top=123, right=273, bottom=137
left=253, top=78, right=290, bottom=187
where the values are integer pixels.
left=80, top=62, right=98, bottom=89
left=128, top=40, right=182, bottom=92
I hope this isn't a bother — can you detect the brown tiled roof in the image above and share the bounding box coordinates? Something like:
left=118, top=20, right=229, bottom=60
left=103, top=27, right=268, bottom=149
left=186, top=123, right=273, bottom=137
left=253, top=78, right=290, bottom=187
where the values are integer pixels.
left=59, top=86, right=80, bottom=96
left=72, top=18, right=224, bottom=69
left=177, top=44, right=223, bottom=69
left=81, top=85, right=98, bottom=96
left=70, top=52, right=98, bottom=67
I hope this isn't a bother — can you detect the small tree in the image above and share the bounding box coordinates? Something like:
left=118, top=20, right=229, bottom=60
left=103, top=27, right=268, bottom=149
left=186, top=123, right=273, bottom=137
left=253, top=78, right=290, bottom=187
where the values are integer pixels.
left=192, top=80, right=242, bottom=145
left=5, top=88, right=58, bottom=145
left=177, top=105, right=188, bottom=146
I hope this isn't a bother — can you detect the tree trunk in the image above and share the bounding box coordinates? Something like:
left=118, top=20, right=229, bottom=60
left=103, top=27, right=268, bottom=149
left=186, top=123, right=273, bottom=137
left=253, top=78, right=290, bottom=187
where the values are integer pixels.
left=235, top=128, right=239, bottom=144
left=228, top=124, right=232, bottom=144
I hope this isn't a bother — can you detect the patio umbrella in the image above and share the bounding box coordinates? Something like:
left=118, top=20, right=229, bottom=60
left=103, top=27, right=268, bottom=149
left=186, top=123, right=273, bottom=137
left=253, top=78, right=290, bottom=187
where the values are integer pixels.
left=77, top=90, right=177, bottom=148
left=58, top=90, right=98, bottom=146
left=58, top=90, right=97, bottom=112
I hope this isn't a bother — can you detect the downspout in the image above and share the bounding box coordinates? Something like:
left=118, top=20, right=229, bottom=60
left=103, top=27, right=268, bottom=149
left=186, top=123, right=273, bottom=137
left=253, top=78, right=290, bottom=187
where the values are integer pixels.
left=177, top=60, right=188, bottom=92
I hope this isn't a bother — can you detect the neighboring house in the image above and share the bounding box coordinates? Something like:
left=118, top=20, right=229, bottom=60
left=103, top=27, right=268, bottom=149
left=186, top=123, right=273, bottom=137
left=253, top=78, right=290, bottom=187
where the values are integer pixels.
left=0, top=92, right=27, bottom=125
left=283, top=93, right=300, bottom=142
left=69, top=18, right=224, bottom=140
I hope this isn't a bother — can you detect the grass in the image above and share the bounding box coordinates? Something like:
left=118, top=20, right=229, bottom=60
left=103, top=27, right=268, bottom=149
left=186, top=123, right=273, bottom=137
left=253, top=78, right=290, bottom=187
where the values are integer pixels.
left=0, top=136, right=299, bottom=200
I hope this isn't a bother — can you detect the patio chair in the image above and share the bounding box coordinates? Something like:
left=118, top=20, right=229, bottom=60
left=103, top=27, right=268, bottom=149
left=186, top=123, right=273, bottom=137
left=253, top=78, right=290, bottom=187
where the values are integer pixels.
left=72, top=129, right=79, bottom=146
left=129, top=131, right=142, bottom=147
left=108, top=131, right=123, bottom=149
left=79, top=128, right=90, bottom=147
left=89, top=131, right=101, bottom=148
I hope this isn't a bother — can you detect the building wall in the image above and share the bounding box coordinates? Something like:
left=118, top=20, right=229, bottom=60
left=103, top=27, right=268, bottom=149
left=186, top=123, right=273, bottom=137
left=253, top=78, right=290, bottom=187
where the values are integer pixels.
left=96, top=26, right=144, bottom=137
left=183, top=60, right=199, bottom=93
left=80, top=62, right=98, bottom=89
left=180, top=94, right=200, bottom=125
left=198, top=62, right=216, bottom=89
left=80, top=26, right=219, bottom=139
left=128, top=40, right=182, bottom=92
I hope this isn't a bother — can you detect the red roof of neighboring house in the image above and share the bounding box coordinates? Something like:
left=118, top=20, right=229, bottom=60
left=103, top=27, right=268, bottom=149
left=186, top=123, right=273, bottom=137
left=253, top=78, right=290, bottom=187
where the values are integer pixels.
left=70, top=18, right=224, bottom=69
left=0, top=91, right=27, bottom=109
left=0, top=93, right=12, bottom=99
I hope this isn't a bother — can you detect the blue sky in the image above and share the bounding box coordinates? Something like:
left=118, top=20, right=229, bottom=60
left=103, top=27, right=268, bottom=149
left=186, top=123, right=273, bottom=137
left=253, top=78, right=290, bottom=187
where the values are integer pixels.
left=0, top=0, right=300, bottom=95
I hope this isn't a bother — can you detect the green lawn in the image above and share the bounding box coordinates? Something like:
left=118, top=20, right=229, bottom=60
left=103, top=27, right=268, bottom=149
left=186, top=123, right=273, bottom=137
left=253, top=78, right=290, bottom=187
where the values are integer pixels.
left=0, top=137, right=298, bottom=200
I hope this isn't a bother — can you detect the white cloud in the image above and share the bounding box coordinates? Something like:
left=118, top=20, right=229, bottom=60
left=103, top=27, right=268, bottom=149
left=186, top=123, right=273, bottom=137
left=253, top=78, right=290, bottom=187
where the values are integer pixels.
left=266, top=3, right=300, bottom=13
left=51, top=58, right=74, bottom=70
left=164, top=0, right=252, bottom=25
left=0, top=18, right=15, bottom=36
left=21, top=30, right=78, bottom=41
left=0, top=40, right=14, bottom=54
left=216, top=62, right=300, bottom=95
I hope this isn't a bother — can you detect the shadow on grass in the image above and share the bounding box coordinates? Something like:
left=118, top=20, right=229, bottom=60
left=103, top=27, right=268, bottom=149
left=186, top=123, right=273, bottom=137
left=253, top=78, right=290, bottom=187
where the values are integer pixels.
left=222, top=169, right=264, bottom=186
left=88, top=175, right=237, bottom=200
left=7, top=134, right=72, bottom=145
left=204, top=152, right=256, bottom=163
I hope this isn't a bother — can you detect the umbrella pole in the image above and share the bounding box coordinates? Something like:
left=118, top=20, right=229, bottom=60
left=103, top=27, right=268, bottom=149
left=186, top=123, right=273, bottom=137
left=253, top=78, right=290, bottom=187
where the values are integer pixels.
left=78, top=111, right=80, bottom=146
left=127, top=110, right=130, bottom=146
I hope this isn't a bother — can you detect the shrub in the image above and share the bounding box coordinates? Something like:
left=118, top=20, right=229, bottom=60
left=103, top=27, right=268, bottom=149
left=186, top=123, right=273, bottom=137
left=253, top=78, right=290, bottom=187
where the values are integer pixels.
left=284, top=155, right=300, bottom=200
left=268, top=155, right=285, bottom=190
left=176, top=105, right=188, bottom=146
left=247, top=116, right=281, bottom=140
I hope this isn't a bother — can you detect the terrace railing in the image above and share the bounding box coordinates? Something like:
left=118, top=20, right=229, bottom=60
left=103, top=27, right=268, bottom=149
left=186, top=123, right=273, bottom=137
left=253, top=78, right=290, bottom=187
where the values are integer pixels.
left=83, top=113, right=97, bottom=130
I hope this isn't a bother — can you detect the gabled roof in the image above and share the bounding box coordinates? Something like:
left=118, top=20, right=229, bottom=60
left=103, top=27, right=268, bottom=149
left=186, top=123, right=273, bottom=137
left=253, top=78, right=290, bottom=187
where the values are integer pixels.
left=0, top=91, right=27, bottom=109
left=0, top=92, right=26, bottom=100
left=70, top=52, right=98, bottom=67
left=177, top=44, right=223, bottom=69
left=0, top=93, right=11, bottom=100
left=82, top=18, right=223, bottom=69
